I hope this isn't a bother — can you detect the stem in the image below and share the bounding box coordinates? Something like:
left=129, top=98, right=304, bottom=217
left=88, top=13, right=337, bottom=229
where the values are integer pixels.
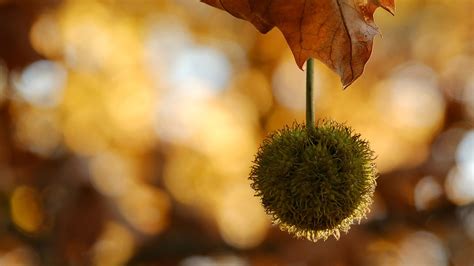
left=306, top=58, right=315, bottom=131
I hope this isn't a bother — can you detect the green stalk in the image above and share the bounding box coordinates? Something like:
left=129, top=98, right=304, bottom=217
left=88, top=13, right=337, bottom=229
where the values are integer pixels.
left=306, top=58, right=315, bottom=131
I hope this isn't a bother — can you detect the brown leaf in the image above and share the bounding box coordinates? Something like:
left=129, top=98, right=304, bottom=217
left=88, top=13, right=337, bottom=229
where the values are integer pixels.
left=201, top=0, right=394, bottom=87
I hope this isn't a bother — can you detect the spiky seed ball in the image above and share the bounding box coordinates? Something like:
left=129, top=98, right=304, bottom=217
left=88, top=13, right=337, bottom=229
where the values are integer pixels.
left=250, top=120, right=377, bottom=241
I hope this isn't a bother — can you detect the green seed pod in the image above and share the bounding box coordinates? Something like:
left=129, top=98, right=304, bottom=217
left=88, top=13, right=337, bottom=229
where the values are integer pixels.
left=250, top=120, right=377, bottom=241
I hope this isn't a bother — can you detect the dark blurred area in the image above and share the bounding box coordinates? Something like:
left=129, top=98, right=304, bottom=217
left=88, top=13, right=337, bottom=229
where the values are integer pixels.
left=0, top=0, right=473, bottom=265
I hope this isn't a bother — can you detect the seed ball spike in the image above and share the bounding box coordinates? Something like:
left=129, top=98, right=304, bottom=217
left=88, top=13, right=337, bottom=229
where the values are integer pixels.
left=249, top=120, right=377, bottom=241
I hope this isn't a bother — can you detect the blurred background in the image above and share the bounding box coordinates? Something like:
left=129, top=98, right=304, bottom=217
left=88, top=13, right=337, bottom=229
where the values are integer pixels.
left=0, top=0, right=472, bottom=265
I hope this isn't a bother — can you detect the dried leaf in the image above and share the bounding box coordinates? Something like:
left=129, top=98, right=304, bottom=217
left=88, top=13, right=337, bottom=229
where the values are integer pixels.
left=201, top=0, right=394, bottom=87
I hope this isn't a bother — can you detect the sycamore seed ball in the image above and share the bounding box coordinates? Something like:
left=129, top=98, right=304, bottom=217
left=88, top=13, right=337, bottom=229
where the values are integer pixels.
left=249, top=120, right=377, bottom=241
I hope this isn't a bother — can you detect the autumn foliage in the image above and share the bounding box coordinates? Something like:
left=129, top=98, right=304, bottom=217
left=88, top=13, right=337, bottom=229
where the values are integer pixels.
left=201, top=0, right=395, bottom=87
left=1, top=0, right=473, bottom=265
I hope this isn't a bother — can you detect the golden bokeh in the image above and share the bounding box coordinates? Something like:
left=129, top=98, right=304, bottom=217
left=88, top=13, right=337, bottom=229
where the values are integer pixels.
left=92, top=221, right=135, bottom=266
left=0, top=0, right=472, bottom=264
left=10, top=186, right=44, bottom=234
